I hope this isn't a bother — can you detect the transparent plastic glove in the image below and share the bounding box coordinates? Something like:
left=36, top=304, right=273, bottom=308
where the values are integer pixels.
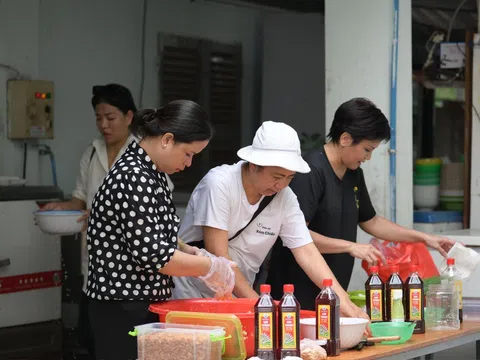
left=194, top=248, right=215, bottom=258
left=198, top=256, right=236, bottom=298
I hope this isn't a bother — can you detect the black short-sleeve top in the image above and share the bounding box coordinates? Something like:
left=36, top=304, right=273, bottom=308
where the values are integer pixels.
left=85, top=141, right=180, bottom=302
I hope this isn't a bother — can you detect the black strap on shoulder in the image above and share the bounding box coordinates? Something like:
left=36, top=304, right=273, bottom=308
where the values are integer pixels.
left=190, top=194, right=276, bottom=249
left=89, top=147, right=96, bottom=163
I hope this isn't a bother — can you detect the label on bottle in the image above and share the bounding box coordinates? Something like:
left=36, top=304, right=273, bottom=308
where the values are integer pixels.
left=455, top=280, right=463, bottom=309
left=390, top=289, right=405, bottom=322
left=369, top=289, right=383, bottom=321
left=317, top=305, right=331, bottom=339
left=409, top=289, right=422, bottom=320
left=281, top=312, right=297, bottom=349
left=258, top=312, right=274, bottom=350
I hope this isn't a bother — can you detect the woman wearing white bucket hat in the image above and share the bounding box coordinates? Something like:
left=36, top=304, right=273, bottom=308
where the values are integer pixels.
left=173, top=121, right=367, bottom=319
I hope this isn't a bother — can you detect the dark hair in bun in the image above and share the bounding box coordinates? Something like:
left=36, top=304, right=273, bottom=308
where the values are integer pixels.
left=130, top=100, right=214, bottom=143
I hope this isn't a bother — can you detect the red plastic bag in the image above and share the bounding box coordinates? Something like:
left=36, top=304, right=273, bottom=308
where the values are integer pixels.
left=361, top=238, right=440, bottom=282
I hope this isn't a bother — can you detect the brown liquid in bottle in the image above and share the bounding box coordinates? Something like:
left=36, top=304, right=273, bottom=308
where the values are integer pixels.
left=365, top=265, right=385, bottom=323
left=315, top=278, right=340, bottom=356
left=278, top=284, right=300, bottom=358
left=254, top=284, right=277, bottom=360
left=385, top=265, right=405, bottom=322
left=404, top=265, right=425, bottom=334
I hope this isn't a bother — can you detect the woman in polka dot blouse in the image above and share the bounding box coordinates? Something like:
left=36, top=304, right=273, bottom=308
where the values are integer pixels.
left=85, top=100, right=236, bottom=360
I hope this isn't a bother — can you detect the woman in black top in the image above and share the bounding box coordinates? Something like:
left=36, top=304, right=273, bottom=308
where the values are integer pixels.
left=86, top=100, right=235, bottom=360
left=267, top=98, right=456, bottom=311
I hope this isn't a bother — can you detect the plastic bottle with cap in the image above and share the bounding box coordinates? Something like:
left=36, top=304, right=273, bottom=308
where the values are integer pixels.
left=315, top=278, right=340, bottom=356
left=404, top=265, right=425, bottom=334
left=442, top=258, right=463, bottom=323
left=365, top=265, right=385, bottom=323
left=254, top=284, right=277, bottom=360
left=385, top=265, right=405, bottom=322
left=278, top=284, right=300, bottom=358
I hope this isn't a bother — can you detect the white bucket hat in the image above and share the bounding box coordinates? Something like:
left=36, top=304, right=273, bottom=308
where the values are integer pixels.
left=237, top=121, right=311, bottom=173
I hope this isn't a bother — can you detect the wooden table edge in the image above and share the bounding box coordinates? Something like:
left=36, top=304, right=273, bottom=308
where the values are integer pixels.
left=337, top=322, right=480, bottom=359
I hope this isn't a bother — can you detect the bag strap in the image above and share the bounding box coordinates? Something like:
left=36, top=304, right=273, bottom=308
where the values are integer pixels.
left=190, top=194, right=276, bottom=248
left=228, top=194, right=276, bottom=241
left=89, top=147, right=96, bottom=163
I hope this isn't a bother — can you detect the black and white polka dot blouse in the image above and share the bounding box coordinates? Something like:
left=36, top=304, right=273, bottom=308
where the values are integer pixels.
left=85, top=141, right=180, bottom=301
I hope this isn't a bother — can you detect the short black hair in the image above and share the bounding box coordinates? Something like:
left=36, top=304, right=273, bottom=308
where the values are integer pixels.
left=327, top=98, right=391, bottom=144
left=130, top=100, right=214, bottom=143
left=91, top=84, right=137, bottom=115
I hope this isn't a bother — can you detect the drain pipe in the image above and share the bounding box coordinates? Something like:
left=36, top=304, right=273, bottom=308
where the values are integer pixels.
left=389, top=0, right=399, bottom=223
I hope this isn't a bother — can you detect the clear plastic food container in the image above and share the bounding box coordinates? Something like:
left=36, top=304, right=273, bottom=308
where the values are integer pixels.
left=132, top=322, right=226, bottom=360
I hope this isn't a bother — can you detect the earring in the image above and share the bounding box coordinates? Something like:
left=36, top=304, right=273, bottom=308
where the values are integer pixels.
left=163, top=145, right=166, bottom=149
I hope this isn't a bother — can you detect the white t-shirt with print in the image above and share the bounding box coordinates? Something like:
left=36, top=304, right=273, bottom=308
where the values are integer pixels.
left=174, top=161, right=312, bottom=298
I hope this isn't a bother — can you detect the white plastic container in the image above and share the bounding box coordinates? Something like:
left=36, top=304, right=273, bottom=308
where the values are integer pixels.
left=34, top=210, right=84, bottom=235
left=134, top=322, right=226, bottom=360
left=414, top=185, right=440, bottom=210
left=299, top=317, right=368, bottom=349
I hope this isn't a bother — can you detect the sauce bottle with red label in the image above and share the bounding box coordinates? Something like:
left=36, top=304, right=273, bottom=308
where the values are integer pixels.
left=315, top=278, right=340, bottom=356
left=404, top=265, right=425, bottom=334
left=254, top=284, right=277, bottom=360
left=279, top=284, right=300, bottom=358
left=385, top=265, right=405, bottom=322
left=365, top=265, right=385, bottom=322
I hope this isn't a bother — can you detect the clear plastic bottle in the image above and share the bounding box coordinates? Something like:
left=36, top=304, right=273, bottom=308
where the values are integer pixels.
left=404, top=265, right=425, bottom=334
left=254, top=284, right=277, bottom=360
left=365, top=265, right=385, bottom=323
left=442, top=258, right=463, bottom=323
left=278, top=284, right=300, bottom=358
left=315, top=278, right=340, bottom=356
left=385, top=265, right=405, bottom=322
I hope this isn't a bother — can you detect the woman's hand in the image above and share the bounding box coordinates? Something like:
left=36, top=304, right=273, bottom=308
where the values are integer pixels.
left=348, top=243, right=386, bottom=265
left=78, top=209, right=90, bottom=232
left=340, top=297, right=371, bottom=336
left=41, top=201, right=71, bottom=211
left=198, top=256, right=236, bottom=299
left=423, top=234, right=456, bottom=258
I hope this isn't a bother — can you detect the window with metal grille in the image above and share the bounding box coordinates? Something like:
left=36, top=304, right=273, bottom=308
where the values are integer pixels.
left=158, top=33, right=242, bottom=192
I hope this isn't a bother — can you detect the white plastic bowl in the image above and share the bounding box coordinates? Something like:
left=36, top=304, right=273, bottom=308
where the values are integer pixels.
left=34, top=210, right=84, bottom=235
left=300, top=317, right=369, bottom=349
left=413, top=184, right=440, bottom=210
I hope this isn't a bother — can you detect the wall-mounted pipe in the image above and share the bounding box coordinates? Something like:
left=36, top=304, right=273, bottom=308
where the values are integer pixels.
left=389, top=0, right=399, bottom=223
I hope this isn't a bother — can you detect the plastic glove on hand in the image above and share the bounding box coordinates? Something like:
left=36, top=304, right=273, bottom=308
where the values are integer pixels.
left=198, top=256, right=236, bottom=299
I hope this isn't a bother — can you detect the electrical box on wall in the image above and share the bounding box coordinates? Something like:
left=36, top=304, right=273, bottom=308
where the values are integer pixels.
left=7, top=80, right=54, bottom=139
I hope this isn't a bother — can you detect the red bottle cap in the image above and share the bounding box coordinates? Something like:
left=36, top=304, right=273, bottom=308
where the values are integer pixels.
left=323, top=279, right=333, bottom=287
left=447, top=258, right=455, bottom=265
left=410, top=265, right=419, bottom=272
left=284, top=284, right=294, bottom=293
left=391, top=265, right=399, bottom=273
left=260, top=284, right=271, bottom=293
left=370, top=265, right=379, bottom=273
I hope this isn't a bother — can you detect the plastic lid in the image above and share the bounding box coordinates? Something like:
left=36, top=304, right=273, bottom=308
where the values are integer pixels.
left=260, top=284, right=271, bottom=293
left=447, top=258, right=455, bottom=265
left=165, top=312, right=246, bottom=360
left=323, top=279, right=333, bottom=287
left=391, top=265, right=400, bottom=273
left=410, top=265, right=419, bottom=272
left=284, top=284, right=294, bottom=293
left=370, top=266, right=379, bottom=273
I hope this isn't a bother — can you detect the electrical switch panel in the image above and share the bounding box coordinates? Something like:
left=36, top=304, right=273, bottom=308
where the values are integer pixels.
left=7, top=80, right=54, bottom=139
